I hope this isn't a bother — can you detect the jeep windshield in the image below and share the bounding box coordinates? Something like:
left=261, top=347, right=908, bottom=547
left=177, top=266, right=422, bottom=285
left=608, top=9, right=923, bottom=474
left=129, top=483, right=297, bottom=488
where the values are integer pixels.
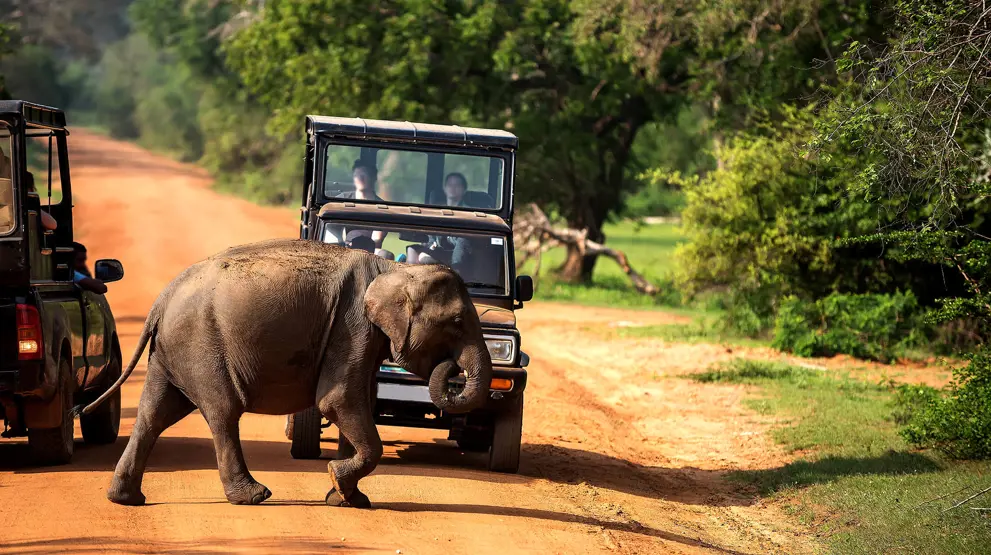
left=321, top=220, right=510, bottom=297
left=321, top=141, right=506, bottom=212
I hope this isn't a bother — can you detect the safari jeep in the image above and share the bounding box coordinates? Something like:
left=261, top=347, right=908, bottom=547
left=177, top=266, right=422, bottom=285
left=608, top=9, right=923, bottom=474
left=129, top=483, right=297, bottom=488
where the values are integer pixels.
left=0, top=101, right=126, bottom=464
left=288, top=116, right=533, bottom=473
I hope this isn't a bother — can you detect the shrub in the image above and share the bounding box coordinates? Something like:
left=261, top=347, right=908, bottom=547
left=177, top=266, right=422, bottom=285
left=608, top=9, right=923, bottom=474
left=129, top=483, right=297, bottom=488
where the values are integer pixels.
left=895, top=349, right=991, bottom=459
left=772, top=292, right=922, bottom=362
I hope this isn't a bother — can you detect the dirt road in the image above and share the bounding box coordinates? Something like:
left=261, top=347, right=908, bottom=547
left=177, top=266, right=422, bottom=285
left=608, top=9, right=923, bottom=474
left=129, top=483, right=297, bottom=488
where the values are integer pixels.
left=0, top=131, right=811, bottom=554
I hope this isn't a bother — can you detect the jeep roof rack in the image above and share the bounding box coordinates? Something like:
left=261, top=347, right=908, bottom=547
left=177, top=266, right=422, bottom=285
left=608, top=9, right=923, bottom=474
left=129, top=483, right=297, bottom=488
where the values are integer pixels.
left=0, top=100, right=67, bottom=130
left=306, top=116, right=518, bottom=150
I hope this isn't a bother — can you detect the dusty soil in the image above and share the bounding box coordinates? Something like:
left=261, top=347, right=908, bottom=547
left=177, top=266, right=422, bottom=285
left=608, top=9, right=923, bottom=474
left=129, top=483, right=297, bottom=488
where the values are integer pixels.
left=0, top=131, right=846, bottom=554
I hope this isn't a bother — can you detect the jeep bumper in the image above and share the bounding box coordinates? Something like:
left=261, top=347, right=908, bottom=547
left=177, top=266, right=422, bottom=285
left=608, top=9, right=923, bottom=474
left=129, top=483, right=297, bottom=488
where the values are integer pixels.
left=0, top=361, right=44, bottom=396
left=373, top=355, right=528, bottom=430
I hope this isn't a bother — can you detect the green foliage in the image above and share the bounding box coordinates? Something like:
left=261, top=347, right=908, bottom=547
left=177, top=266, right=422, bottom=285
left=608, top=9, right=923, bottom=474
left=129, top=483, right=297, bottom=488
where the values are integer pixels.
left=674, top=109, right=882, bottom=331
left=772, top=292, right=922, bottom=362
left=896, top=349, right=991, bottom=459
left=814, top=0, right=991, bottom=222
left=0, top=21, right=18, bottom=98
left=225, top=0, right=672, bottom=248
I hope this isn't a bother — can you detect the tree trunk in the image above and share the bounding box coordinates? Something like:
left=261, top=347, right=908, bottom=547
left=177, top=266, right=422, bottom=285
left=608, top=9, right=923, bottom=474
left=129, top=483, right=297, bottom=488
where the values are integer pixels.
left=555, top=224, right=605, bottom=283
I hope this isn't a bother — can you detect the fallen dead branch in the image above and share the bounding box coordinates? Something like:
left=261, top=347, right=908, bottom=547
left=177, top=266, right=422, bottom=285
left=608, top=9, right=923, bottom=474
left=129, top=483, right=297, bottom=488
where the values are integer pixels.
left=513, top=203, right=661, bottom=295
left=943, top=484, right=991, bottom=512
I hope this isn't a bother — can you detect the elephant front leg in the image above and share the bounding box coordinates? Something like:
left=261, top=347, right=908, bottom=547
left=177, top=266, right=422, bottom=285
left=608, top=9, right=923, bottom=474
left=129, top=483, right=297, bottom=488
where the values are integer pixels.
left=322, top=391, right=383, bottom=509
left=203, top=413, right=272, bottom=505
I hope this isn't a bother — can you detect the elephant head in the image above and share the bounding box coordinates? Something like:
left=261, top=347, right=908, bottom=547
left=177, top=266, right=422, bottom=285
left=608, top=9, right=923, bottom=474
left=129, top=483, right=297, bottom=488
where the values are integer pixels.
left=364, top=264, right=492, bottom=413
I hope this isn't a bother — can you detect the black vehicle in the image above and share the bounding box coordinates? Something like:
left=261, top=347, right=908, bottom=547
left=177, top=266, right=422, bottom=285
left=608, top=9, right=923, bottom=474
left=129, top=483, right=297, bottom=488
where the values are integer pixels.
left=288, top=116, right=533, bottom=472
left=0, top=101, right=125, bottom=464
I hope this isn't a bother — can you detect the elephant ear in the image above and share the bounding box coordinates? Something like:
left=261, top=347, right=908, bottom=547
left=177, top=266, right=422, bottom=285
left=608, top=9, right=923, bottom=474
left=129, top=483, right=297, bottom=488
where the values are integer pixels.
left=364, top=270, right=414, bottom=359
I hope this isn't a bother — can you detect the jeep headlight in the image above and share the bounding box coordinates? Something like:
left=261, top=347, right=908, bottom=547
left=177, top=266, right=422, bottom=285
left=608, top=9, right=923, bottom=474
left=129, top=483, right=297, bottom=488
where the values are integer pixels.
left=485, top=336, right=515, bottom=365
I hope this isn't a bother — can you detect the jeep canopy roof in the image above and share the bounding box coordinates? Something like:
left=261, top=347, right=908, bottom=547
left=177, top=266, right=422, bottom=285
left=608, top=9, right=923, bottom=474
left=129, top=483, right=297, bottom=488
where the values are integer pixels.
left=302, top=116, right=518, bottom=228
left=306, top=116, right=518, bottom=150
left=0, top=101, right=67, bottom=130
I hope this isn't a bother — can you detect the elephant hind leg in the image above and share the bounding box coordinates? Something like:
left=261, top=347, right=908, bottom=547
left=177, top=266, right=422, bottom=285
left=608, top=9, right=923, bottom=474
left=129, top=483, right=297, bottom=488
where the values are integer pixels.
left=200, top=408, right=271, bottom=505
left=323, top=394, right=382, bottom=509
left=108, top=369, right=195, bottom=506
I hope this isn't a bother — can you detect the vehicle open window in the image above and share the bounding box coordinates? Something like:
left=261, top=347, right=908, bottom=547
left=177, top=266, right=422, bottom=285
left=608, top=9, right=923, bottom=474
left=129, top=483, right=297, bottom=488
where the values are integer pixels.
left=322, top=221, right=509, bottom=297
left=25, top=131, right=63, bottom=206
left=0, top=123, right=13, bottom=236
left=322, top=143, right=505, bottom=211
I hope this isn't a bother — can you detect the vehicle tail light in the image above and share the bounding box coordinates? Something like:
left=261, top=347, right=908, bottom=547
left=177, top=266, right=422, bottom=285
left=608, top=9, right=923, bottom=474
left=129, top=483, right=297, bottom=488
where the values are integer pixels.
left=490, top=378, right=513, bottom=391
left=16, top=304, right=43, bottom=360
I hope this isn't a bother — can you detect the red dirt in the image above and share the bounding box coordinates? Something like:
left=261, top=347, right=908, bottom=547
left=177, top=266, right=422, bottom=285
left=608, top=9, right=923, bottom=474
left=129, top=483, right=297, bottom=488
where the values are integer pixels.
left=0, top=130, right=839, bottom=554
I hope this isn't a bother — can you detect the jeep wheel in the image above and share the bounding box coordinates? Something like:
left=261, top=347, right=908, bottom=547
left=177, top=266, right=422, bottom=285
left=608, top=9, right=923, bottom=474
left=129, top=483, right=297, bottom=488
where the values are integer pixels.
left=289, top=407, right=322, bottom=459
left=488, top=394, right=523, bottom=473
left=81, top=339, right=122, bottom=445
left=29, top=358, right=75, bottom=465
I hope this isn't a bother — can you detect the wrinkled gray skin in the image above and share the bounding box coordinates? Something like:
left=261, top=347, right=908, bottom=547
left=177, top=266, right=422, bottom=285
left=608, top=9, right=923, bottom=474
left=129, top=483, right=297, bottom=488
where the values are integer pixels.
left=90, top=239, right=492, bottom=508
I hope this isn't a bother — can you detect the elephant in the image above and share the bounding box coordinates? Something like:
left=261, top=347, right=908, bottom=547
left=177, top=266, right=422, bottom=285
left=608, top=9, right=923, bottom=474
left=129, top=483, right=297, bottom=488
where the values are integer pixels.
left=82, top=238, right=493, bottom=508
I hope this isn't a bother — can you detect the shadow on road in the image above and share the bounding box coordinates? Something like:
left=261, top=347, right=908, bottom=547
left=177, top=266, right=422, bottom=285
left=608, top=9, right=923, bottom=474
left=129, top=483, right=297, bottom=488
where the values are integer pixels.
left=2, top=434, right=938, bottom=511
left=379, top=502, right=750, bottom=555
left=734, top=449, right=942, bottom=494
left=2, top=536, right=364, bottom=554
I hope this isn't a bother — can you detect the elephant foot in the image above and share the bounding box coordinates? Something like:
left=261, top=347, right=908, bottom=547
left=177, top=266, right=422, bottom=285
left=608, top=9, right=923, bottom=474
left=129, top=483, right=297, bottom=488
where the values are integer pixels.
left=326, top=465, right=371, bottom=508
left=226, top=481, right=273, bottom=505
left=107, top=482, right=146, bottom=506
left=325, top=487, right=371, bottom=509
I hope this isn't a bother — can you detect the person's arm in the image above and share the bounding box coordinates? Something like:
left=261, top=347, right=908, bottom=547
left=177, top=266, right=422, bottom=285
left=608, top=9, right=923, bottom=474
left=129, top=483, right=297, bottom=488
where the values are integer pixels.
left=74, top=270, right=108, bottom=294
left=371, top=230, right=387, bottom=249
left=39, top=210, right=57, bottom=231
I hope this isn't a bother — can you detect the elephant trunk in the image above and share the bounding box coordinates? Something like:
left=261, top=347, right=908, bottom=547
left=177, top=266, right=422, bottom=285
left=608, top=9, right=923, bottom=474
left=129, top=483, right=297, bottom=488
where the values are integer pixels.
left=428, top=342, right=492, bottom=414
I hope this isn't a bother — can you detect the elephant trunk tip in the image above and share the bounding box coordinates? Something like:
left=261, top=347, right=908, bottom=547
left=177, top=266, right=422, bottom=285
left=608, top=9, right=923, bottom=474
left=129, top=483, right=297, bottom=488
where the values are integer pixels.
left=428, top=356, right=489, bottom=414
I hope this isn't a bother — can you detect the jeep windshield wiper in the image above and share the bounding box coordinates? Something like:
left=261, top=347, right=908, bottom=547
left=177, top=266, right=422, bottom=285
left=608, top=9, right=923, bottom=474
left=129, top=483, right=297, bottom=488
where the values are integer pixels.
left=463, top=282, right=505, bottom=291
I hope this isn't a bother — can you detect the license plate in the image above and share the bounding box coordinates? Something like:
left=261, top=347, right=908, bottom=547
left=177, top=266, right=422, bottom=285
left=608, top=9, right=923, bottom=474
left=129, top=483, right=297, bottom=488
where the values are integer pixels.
left=377, top=383, right=432, bottom=403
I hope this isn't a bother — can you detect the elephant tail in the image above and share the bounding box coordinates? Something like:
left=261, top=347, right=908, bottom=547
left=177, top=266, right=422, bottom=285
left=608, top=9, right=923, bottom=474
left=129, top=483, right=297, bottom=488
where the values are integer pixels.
left=79, top=307, right=158, bottom=416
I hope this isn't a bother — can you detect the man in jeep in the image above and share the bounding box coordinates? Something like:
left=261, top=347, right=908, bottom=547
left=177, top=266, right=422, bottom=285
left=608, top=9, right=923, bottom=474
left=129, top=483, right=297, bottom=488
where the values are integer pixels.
left=333, top=161, right=388, bottom=249
left=72, top=242, right=108, bottom=294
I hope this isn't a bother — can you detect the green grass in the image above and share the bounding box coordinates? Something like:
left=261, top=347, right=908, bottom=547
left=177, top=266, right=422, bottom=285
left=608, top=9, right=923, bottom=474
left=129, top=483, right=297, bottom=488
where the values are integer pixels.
left=518, top=220, right=685, bottom=308
left=608, top=316, right=772, bottom=348
left=696, top=359, right=991, bottom=553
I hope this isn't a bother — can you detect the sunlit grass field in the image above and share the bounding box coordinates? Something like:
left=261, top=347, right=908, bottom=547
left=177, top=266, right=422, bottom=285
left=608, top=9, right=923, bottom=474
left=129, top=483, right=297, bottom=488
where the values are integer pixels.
left=517, top=220, right=685, bottom=308
left=695, top=359, right=991, bottom=554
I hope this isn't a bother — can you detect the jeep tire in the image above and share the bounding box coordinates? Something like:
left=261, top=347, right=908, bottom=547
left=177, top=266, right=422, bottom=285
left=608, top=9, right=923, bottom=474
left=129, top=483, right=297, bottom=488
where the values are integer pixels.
left=29, top=358, right=75, bottom=465
left=289, top=407, right=322, bottom=459
left=81, top=338, right=122, bottom=445
left=487, top=394, right=523, bottom=473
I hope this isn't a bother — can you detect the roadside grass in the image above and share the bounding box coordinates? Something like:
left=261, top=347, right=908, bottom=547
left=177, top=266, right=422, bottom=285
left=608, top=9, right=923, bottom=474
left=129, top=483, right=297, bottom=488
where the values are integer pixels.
left=518, top=220, right=685, bottom=309
left=695, top=359, right=991, bottom=553
left=605, top=315, right=772, bottom=348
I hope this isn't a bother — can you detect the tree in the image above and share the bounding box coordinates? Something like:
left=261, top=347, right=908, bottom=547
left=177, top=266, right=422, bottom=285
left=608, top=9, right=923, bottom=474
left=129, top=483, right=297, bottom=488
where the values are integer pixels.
left=224, top=0, right=684, bottom=282
left=0, top=21, right=17, bottom=98
left=816, top=0, right=991, bottom=459
left=0, top=0, right=133, bottom=61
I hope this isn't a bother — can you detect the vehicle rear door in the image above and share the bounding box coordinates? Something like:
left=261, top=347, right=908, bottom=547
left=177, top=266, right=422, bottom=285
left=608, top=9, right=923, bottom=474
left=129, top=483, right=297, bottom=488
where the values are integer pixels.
left=0, top=117, right=27, bottom=290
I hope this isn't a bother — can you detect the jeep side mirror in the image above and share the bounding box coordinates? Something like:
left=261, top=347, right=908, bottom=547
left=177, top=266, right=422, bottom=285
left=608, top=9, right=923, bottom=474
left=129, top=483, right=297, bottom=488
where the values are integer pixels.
left=95, top=259, right=124, bottom=283
left=515, top=275, right=533, bottom=303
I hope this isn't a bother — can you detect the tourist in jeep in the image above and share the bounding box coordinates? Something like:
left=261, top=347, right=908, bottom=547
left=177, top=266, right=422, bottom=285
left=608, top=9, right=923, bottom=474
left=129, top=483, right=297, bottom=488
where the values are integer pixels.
left=334, top=161, right=387, bottom=249
left=72, top=241, right=108, bottom=294
left=408, top=173, right=487, bottom=265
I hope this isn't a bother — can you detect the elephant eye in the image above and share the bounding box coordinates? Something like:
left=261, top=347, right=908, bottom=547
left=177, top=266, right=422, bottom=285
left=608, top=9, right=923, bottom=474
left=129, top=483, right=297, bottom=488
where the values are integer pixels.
left=452, top=315, right=463, bottom=326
